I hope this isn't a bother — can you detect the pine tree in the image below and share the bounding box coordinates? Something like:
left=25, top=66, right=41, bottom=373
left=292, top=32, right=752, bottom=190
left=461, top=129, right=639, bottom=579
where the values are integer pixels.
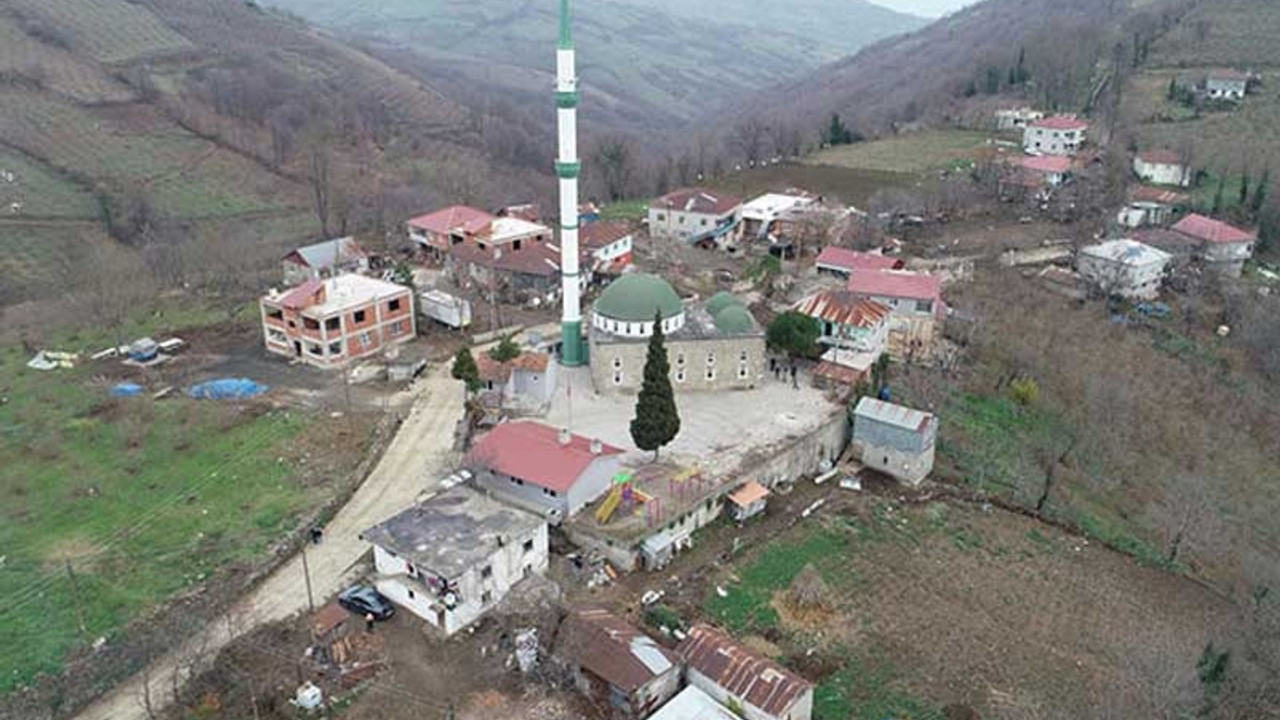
left=1240, top=168, right=1252, bottom=208
left=630, top=311, right=680, bottom=460
left=451, top=348, right=482, bottom=394
left=1167, top=77, right=1178, bottom=101
left=487, top=334, right=521, bottom=363
left=826, top=113, right=847, bottom=146
left=1252, top=168, right=1271, bottom=215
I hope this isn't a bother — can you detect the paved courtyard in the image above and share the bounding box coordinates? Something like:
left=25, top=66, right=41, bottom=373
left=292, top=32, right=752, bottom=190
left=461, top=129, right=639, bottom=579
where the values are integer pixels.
left=544, top=365, right=844, bottom=478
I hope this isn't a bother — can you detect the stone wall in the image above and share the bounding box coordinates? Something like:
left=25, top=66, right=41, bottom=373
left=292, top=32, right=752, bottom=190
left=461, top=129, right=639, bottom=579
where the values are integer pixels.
left=589, top=335, right=766, bottom=395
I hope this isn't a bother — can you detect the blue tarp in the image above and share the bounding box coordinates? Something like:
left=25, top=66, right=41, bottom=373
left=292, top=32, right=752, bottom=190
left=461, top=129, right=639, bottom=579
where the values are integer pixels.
left=111, top=383, right=144, bottom=397
left=187, top=378, right=268, bottom=400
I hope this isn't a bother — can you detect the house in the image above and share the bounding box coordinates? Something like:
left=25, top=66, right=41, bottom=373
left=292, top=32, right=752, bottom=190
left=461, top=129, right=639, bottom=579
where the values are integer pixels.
left=1117, top=186, right=1190, bottom=229
left=648, top=686, right=741, bottom=720
left=580, top=221, right=636, bottom=279
left=648, top=188, right=743, bottom=246
left=497, top=202, right=541, bottom=223
left=407, top=205, right=496, bottom=258
left=1022, top=116, right=1089, bottom=156
left=995, top=107, right=1044, bottom=132
left=1172, top=213, right=1257, bottom=276
left=726, top=481, right=770, bottom=523
left=360, top=486, right=549, bottom=636
left=795, top=290, right=891, bottom=355
left=281, top=237, right=368, bottom=284
left=1133, top=150, right=1192, bottom=187
left=814, top=247, right=903, bottom=278
left=469, top=421, right=626, bottom=521
left=1132, top=227, right=1201, bottom=263
left=1077, top=239, right=1172, bottom=300
left=1014, top=155, right=1073, bottom=187
left=844, top=270, right=944, bottom=360
left=740, top=191, right=818, bottom=241
left=679, top=624, right=815, bottom=720
left=451, top=240, right=575, bottom=304
left=475, top=352, right=558, bottom=410
left=260, top=274, right=415, bottom=368
left=1206, top=70, right=1249, bottom=101
left=554, top=607, right=682, bottom=717
left=852, top=397, right=937, bottom=487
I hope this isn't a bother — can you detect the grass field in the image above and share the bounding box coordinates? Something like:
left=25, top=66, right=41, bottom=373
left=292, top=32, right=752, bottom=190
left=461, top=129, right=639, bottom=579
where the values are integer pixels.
left=8, top=0, right=193, bottom=65
left=0, top=223, right=116, bottom=305
left=0, top=17, right=135, bottom=104
left=804, top=131, right=996, bottom=174
left=702, top=501, right=1231, bottom=720
left=705, top=163, right=918, bottom=207
left=0, top=90, right=302, bottom=220
left=0, top=310, right=334, bottom=691
left=0, top=150, right=101, bottom=220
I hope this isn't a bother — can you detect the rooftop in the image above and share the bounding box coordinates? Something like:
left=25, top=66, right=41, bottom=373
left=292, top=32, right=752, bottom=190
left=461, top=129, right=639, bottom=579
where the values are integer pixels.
left=1208, top=69, right=1250, bottom=82
left=475, top=352, right=551, bottom=383
left=408, top=205, right=494, bottom=235
left=361, top=486, right=545, bottom=579
left=266, top=274, right=409, bottom=314
left=485, top=216, right=550, bottom=242
left=653, top=187, right=743, bottom=216
left=580, top=221, right=635, bottom=251
left=795, top=290, right=891, bottom=329
left=727, top=480, right=770, bottom=508
left=1080, top=239, right=1171, bottom=266
left=678, top=625, right=812, bottom=717
left=853, top=397, right=935, bottom=434
left=554, top=608, right=678, bottom=692
left=287, top=236, right=365, bottom=270
left=740, top=192, right=818, bottom=222
left=469, top=421, right=623, bottom=494
left=815, top=246, right=903, bottom=272
left=1172, top=213, right=1256, bottom=245
left=1029, top=115, right=1089, bottom=131
left=453, top=241, right=564, bottom=277
left=1017, top=155, right=1073, bottom=173
left=1136, top=149, right=1186, bottom=166
left=648, top=686, right=740, bottom=720
left=846, top=269, right=943, bottom=303
left=594, top=273, right=685, bottom=322
left=1131, top=186, right=1190, bottom=205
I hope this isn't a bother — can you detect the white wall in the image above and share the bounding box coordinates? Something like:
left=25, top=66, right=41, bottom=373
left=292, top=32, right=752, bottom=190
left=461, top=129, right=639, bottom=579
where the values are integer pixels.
left=1022, top=127, right=1085, bottom=156
left=1077, top=252, right=1169, bottom=300
left=1133, top=158, right=1191, bottom=187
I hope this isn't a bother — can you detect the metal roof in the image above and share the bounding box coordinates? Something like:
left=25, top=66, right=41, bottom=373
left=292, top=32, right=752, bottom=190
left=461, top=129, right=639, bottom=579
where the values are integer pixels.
left=554, top=608, right=679, bottom=693
left=853, top=397, right=934, bottom=434
left=678, top=624, right=812, bottom=717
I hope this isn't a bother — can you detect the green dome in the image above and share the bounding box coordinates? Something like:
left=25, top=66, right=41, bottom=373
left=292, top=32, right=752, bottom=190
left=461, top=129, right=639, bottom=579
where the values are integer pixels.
left=714, top=305, right=756, bottom=335
left=594, top=273, right=684, bottom=322
left=705, top=291, right=740, bottom=316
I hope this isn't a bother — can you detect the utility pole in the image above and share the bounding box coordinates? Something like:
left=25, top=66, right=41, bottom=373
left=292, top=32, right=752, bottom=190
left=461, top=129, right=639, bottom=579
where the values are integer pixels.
left=65, top=559, right=88, bottom=643
left=300, top=546, right=315, bottom=613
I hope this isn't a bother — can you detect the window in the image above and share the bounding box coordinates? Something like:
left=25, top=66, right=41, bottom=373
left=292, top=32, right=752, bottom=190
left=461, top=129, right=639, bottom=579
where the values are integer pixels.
left=303, top=317, right=320, bottom=330
left=701, top=219, right=708, bottom=227
left=656, top=213, right=666, bottom=221
left=390, top=320, right=405, bottom=336
left=481, top=590, right=493, bottom=604
left=329, top=342, right=342, bottom=356
left=523, top=539, right=534, bottom=553
left=613, top=357, right=623, bottom=369
left=359, top=331, right=373, bottom=347
left=915, top=300, right=934, bottom=314
left=389, top=298, right=402, bottom=312
left=267, top=329, right=286, bottom=343
left=706, top=368, right=716, bottom=381
left=408, top=589, right=415, bottom=599
left=675, top=370, right=686, bottom=383
left=706, top=352, right=716, bottom=366
left=543, top=488, right=558, bottom=497
left=325, top=317, right=340, bottom=331
left=739, top=350, right=748, bottom=362
left=354, top=310, right=367, bottom=323
left=738, top=364, right=748, bottom=380
left=307, top=343, right=323, bottom=356
left=613, top=371, right=623, bottom=385
left=676, top=352, right=686, bottom=367
left=266, top=307, right=283, bottom=320
left=481, top=565, right=492, bottom=579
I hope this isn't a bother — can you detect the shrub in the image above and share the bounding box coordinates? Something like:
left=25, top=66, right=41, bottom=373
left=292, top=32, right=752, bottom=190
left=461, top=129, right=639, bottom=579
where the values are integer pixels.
left=1009, top=378, right=1040, bottom=407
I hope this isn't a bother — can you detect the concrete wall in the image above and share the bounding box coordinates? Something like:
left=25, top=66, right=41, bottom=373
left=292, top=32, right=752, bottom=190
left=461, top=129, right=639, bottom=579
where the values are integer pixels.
left=510, top=362, right=557, bottom=406
left=476, top=454, right=623, bottom=520
left=590, top=335, right=766, bottom=395
left=1133, top=159, right=1191, bottom=187
left=1078, top=253, right=1169, bottom=300
left=687, top=667, right=813, bottom=720
left=1022, top=127, right=1085, bottom=156
left=648, top=207, right=742, bottom=243
left=1202, top=241, right=1254, bottom=277
left=262, top=289, right=415, bottom=369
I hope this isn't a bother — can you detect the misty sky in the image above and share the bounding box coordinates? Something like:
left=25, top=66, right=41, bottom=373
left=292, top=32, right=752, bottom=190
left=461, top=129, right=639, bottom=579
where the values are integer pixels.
left=872, top=0, right=975, bottom=18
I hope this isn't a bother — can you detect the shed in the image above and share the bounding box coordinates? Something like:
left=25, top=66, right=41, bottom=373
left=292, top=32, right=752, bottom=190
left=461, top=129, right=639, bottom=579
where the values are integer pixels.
left=726, top=481, right=770, bottom=523
left=851, top=398, right=937, bottom=487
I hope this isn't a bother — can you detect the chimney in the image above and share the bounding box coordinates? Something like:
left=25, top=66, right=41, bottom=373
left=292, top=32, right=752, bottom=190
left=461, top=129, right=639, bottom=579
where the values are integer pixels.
left=590, top=438, right=603, bottom=455
left=559, top=428, right=571, bottom=446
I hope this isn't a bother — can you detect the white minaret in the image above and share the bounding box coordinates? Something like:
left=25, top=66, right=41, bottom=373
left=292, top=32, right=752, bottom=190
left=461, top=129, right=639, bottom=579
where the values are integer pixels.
left=555, top=0, right=586, bottom=366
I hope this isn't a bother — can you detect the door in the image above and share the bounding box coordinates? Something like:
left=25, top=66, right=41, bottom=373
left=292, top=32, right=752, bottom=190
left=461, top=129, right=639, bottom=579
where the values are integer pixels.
left=293, top=341, right=303, bottom=357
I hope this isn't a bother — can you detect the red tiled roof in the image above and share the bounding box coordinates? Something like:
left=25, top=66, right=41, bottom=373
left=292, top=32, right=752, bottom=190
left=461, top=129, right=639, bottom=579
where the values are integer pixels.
left=846, top=269, right=942, bottom=303
left=653, top=187, right=742, bottom=215
left=795, top=291, right=891, bottom=329
left=727, top=481, right=770, bottom=507
left=1136, top=150, right=1185, bottom=166
left=1030, top=115, right=1089, bottom=131
left=1209, top=69, right=1250, bottom=82
left=1131, top=186, right=1190, bottom=205
left=1017, top=155, right=1072, bottom=173
left=470, top=421, right=623, bottom=493
left=1172, top=213, right=1256, bottom=245
left=453, top=242, right=563, bottom=277
left=408, top=205, right=494, bottom=235
left=278, top=279, right=323, bottom=311
left=475, top=352, right=551, bottom=383
left=678, top=625, right=812, bottom=717
left=815, top=246, right=903, bottom=272
left=555, top=608, right=679, bottom=693
left=580, top=221, right=634, bottom=251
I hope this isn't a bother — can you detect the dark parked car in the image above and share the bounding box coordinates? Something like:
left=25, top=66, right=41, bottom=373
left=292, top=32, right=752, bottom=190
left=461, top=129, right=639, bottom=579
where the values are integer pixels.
left=338, top=585, right=395, bottom=621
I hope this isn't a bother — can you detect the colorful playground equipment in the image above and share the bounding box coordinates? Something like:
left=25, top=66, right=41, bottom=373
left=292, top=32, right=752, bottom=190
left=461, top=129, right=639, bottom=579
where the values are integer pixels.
left=595, top=470, right=654, bottom=524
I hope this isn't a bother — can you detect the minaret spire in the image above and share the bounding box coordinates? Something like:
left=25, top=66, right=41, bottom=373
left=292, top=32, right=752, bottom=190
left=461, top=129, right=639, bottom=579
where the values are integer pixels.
left=556, top=0, right=586, bottom=366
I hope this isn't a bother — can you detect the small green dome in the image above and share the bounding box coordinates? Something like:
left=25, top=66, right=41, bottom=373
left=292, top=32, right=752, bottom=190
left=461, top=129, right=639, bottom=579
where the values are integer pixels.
left=705, top=291, right=740, bottom=316
left=714, top=305, right=756, bottom=335
left=594, top=273, right=684, bottom=322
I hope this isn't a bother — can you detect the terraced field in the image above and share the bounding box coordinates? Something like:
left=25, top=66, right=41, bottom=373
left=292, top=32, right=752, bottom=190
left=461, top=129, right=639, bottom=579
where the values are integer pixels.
left=0, top=150, right=101, bottom=220
left=7, top=0, right=193, bottom=64
left=0, top=223, right=114, bottom=304
left=0, top=90, right=304, bottom=219
left=0, top=17, right=134, bottom=104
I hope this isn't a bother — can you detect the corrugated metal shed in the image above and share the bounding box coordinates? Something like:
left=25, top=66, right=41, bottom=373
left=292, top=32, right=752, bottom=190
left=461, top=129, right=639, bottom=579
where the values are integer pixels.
left=648, top=686, right=740, bottom=720
left=678, top=624, right=811, bottom=718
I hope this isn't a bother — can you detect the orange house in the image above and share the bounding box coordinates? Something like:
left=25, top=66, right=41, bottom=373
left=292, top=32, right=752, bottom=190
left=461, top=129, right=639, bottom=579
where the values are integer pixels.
left=260, top=274, right=416, bottom=368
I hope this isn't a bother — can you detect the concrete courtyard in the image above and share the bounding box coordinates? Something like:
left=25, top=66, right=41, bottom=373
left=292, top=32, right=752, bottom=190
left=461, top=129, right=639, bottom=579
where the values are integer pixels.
left=543, top=365, right=844, bottom=479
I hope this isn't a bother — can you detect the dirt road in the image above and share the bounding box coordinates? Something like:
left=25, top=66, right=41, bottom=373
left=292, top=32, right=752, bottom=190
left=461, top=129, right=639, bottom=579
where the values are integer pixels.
left=72, top=365, right=465, bottom=720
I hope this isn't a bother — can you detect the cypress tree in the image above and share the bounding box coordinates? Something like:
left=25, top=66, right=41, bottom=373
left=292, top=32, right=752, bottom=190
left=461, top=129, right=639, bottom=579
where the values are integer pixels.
left=451, top=347, right=483, bottom=394
left=630, top=311, right=680, bottom=460
left=1252, top=168, right=1270, bottom=215
left=1211, top=176, right=1226, bottom=217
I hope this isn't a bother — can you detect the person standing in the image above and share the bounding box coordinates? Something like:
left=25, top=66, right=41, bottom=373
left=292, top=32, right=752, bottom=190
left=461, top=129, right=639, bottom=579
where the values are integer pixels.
left=790, top=364, right=798, bottom=389
left=365, top=612, right=375, bottom=633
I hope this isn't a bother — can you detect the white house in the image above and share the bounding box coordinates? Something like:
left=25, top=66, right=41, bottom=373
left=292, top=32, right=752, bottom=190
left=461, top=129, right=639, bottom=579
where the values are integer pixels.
left=1133, top=150, right=1192, bottom=188
left=740, top=191, right=818, bottom=241
left=648, top=188, right=743, bottom=246
left=475, top=351, right=558, bottom=411
left=361, top=486, right=549, bottom=636
left=281, top=237, right=369, bottom=285
left=995, top=107, right=1044, bottom=131
left=1206, top=70, right=1249, bottom=101
left=469, top=421, right=626, bottom=521
left=679, top=624, right=815, bottom=720
left=852, top=398, right=938, bottom=487
left=845, top=270, right=944, bottom=360
left=1077, top=239, right=1172, bottom=300
left=1172, top=213, right=1258, bottom=277
left=580, top=221, right=635, bottom=278
left=1022, top=116, right=1089, bottom=156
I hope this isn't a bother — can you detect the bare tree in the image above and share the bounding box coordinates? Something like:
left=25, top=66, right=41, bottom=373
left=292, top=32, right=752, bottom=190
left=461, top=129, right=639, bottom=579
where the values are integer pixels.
left=591, top=135, right=639, bottom=202
left=727, top=117, right=769, bottom=165
left=304, top=127, right=334, bottom=237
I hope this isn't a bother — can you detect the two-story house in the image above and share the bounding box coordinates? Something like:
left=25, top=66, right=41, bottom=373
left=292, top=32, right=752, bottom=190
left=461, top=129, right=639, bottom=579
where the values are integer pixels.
left=1133, top=150, right=1192, bottom=188
left=1172, top=213, right=1257, bottom=277
left=1022, top=116, right=1089, bottom=156
left=648, top=188, right=743, bottom=247
left=407, top=205, right=496, bottom=260
left=844, top=269, right=944, bottom=360
left=259, top=274, right=415, bottom=368
left=361, top=486, right=548, bottom=636
left=852, top=398, right=938, bottom=487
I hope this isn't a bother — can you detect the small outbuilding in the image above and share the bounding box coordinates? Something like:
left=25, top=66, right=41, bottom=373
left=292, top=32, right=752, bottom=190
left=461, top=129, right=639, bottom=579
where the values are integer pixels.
left=852, top=398, right=938, bottom=487
left=554, top=607, right=682, bottom=718
left=678, top=624, right=815, bottom=720
left=726, top=481, right=770, bottom=523
left=648, top=686, right=741, bottom=720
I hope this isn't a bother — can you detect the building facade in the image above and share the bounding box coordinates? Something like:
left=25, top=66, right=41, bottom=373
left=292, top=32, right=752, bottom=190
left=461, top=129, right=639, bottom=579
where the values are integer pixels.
left=1206, top=71, right=1248, bottom=100
left=648, top=188, right=744, bottom=246
left=260, top=275, right=415, bottom=368
left=1133, top=150, right=1192, bottom=188
left=1077, top=239, right=1171, bottom=300
left=1022, top=116, right=1089, bottom=156
left=589, top=275, right=765, bottom=394
left=362, top=486, right=549, bottom=636
left=679, top=624, right=815, bottom=720
left=795, top=290, right=891, bottom=355
left=844, top=270, right=943, bottom=361
left=852, top=398, right=938, bottom=487
left=281, top=237, right=368, bottom=285
left=1172, top=213, right=1257, bottom=277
